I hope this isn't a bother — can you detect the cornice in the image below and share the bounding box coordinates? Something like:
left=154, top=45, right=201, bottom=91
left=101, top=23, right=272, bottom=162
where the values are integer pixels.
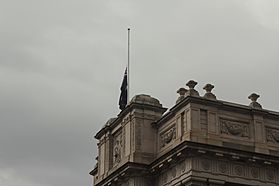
left=89, top=166, right=98, bottom=176
left=150, top=141, right=279, bottom=173
left=93, top=162, right=149, bottom=186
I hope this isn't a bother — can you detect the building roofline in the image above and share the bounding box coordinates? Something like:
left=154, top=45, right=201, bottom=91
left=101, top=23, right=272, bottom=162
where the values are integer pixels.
left=153, top=95, right=279, bottom=128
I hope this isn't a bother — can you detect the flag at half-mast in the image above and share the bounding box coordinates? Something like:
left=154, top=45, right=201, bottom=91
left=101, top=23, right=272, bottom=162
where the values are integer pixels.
left=119, top=68, right=128, bottom=110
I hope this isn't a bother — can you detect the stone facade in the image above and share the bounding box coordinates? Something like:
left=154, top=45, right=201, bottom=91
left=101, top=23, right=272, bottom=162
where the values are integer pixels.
left=90, top=80, right=279, bottom=186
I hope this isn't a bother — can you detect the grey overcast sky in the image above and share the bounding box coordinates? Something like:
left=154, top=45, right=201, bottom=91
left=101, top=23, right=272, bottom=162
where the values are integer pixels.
left=1, top=0, right=279, bottom=186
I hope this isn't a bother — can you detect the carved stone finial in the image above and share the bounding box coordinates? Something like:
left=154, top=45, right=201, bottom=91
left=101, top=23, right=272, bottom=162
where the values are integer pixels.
left=186, top=80, right=197, bottom=89
left=203, top=84, right=216, bottom=100
left=248, top=93, right=259, bottom=102
left=203, top=84, right=214, bottom=93
left=177, top=87, right=187, bottom=95
left=248, top=93, right=262, bottom=109
left=176, top=88, right=187, bottom=104
left=186, top=80, right=199, bottom=96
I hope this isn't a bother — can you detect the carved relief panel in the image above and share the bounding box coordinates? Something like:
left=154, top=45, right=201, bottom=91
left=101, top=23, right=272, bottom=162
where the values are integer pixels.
left=266, top=127, right=279, bottom=143
left=113, top=130, right=123, bottom=165
left=219, top=118, right=250, bottom=138
left=159, top=125, right=176, bottom=149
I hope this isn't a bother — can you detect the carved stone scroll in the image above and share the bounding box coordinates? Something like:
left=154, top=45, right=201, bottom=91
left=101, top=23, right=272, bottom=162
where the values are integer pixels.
left=220, top=118, right=249, bottom=137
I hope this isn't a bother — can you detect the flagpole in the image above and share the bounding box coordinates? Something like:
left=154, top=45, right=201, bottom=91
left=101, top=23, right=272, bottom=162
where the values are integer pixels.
left=127, top=28, right=130, bottom=102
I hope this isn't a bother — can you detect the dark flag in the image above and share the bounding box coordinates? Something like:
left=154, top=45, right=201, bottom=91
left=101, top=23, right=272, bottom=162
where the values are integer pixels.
left=119, top=68, right=128, bottom=110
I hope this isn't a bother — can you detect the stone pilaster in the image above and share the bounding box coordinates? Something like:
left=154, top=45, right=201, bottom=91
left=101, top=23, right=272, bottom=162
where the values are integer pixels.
left=248, top=93, right=268, bottom=154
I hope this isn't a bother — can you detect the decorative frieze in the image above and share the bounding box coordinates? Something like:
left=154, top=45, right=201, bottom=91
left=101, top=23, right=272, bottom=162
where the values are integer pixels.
left=266, top=127, right=279, bottom=143
left=160, top=125, right=176, bottom=148
left=158, top=159, right=191, bottom=186
left=156, top=156, right=278, bottom=186
left=220, top=118, right=249, bottom=137
left=194, top=157, right=278, bottom=184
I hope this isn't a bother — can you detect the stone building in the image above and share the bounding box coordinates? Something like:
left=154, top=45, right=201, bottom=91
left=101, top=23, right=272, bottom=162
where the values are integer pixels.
left=90, top=80, right=279, bottom=186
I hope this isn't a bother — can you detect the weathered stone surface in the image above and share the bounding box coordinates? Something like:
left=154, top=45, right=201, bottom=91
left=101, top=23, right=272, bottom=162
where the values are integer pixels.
left=130, top=94, right=162, bottom=107
left=91, top=90, right=279, bottom=186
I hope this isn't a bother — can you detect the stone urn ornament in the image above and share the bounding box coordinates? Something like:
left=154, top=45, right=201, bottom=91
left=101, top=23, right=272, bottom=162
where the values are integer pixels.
left=248, top=93, right=262, bottom=109
left=186, top=80, right=199, bottom=96
left=176, top=87, right=187, bottom=104
left=203, top=83, right=216, bottom=100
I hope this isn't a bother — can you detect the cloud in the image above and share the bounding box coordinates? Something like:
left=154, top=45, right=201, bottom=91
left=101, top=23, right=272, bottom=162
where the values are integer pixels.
left=1, top=1, right=279, bottom=186
left=0, top=169, right=51, bottom=186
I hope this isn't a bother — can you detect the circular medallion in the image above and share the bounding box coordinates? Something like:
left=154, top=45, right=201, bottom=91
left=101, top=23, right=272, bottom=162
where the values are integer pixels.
left=219, top=163, right=227, bottom=173
left=235, top=165, right=243, bottom=176
left=201, top=160, right=210, bottom=171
